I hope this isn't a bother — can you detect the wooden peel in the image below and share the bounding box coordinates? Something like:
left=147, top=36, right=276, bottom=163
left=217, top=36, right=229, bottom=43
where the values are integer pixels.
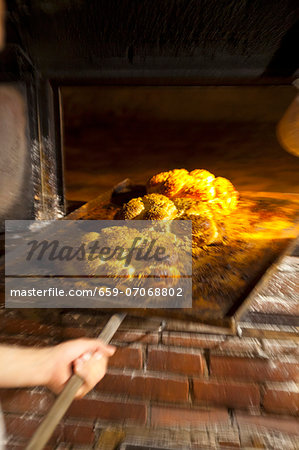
left=25, top=313, right=126, bottom=450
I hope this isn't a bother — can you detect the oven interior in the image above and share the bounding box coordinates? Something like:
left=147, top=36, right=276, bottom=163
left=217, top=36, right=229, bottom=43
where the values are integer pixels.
left=59, top=85, right=299, bottom=329
left=61, top=85, right=299, bottom=203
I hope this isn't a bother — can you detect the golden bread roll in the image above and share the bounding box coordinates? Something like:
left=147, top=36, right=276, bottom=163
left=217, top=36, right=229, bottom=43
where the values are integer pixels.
left=118, top=193, right=219, bottom=246
left=146, top=168, right=238, bottom=213
left=209, top=176, right=239, bottom=214
left=120, top=193, right=178, bottom=220
left=117, top=169, right=238, bottom=249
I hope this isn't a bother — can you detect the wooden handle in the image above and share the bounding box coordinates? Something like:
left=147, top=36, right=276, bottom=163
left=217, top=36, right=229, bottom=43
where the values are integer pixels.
left=25, top=313, right=126, bottom=450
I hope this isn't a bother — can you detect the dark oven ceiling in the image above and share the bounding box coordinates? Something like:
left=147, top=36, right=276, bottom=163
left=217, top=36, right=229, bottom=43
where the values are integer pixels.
left=6, top=0, right=299, bottom=84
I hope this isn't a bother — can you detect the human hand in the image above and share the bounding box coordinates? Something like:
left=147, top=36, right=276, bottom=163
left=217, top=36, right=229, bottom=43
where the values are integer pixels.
left=46, top=338, right=116, bottom=398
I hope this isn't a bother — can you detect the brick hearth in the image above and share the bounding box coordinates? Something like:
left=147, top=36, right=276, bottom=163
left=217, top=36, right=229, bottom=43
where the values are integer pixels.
left=0, top=309, right=298, bottom=449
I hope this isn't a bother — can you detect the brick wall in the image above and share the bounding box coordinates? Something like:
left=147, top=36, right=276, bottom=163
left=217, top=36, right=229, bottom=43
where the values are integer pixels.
left=0, top=313, right=298, bottom=448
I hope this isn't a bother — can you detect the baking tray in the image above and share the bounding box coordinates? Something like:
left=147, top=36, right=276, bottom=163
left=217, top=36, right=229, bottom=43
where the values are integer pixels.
left=65, top=182, right=299, bottom=332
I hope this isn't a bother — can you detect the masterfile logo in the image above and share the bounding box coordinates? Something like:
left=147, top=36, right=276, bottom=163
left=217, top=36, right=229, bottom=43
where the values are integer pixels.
left=5, top=220, right=192, bottom=309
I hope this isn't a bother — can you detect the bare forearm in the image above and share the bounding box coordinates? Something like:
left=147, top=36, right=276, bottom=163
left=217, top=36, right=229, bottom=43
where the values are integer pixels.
left=0, top=339, right=115, bottom=396
left=0, top=344, right=52, bottom=388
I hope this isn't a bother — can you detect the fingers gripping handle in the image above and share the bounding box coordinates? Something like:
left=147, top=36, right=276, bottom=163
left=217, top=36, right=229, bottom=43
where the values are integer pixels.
left=25, top=313, right=126, bottom=450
